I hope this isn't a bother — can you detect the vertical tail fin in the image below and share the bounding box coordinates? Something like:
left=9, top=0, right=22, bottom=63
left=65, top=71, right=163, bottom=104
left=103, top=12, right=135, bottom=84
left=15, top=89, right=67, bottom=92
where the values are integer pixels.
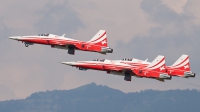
left=88, top=30, right=108, bottom=47
left=171, top=54, right=190, bottom=71
left=147, top=55, right=166, bottom=72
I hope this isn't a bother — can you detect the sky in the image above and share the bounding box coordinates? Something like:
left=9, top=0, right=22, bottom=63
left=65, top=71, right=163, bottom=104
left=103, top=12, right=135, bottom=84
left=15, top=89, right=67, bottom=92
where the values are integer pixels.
left=0, top=0, right=200, bottom=101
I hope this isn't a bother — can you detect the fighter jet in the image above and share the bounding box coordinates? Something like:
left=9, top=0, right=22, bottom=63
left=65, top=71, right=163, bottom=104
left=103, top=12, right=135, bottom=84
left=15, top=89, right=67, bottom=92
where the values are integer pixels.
left=165, top=55, right=195, bottom=78
left=8, top=30, right=113, bottom=55
left=62, top=55, right=171, bottom=82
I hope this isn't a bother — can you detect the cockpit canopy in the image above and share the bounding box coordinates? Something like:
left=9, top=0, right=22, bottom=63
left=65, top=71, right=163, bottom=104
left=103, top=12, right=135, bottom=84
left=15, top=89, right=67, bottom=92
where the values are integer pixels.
left=92, top=59, right=105, bottom=62
left=38, top=34, right=49, bottom=36
left=121, top=58, right=139, bottom=62
left=121, top=58, right=132, bottom=61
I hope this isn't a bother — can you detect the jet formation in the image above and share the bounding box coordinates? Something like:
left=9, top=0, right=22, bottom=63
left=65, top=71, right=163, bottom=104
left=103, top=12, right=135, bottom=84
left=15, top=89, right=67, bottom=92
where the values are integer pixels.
left=62, top=54, right=195, bottom=82
left=8, top=30, right=113, bottom=55
left=9, top=30, right=196, bottom=82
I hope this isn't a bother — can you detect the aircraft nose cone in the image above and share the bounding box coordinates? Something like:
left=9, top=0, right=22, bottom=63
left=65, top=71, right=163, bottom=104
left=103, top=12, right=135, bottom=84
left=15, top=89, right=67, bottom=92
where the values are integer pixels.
left=62, top=62, right=68, bottom=65
left=8, top=36, right=20, bottom=40
left=8, top=37, right=16, bottom=40
left=62, top=62, right=74, bottom=66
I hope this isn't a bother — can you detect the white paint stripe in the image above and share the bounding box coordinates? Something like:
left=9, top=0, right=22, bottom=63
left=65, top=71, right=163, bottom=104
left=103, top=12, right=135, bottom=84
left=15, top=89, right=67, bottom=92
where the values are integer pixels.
left=89, top=34, right=104, bottom=42
left=148, top=59, right=164, bottom=68
left=172, top=55, right=188, bottom=66
left=147, top=56, right=164, bottom=68
left=19, top=37, right=79, bottom=41
left=148, top=61, right=165, bottom=70
left=76, top=61, right=134, bottom=68
left=89, top=30, right=106, bottom=42
left=90, top=35, right=107, bottom=43
left=171, top=60, right=189, bottom=68
left=171, top=59, right=189, bottom=67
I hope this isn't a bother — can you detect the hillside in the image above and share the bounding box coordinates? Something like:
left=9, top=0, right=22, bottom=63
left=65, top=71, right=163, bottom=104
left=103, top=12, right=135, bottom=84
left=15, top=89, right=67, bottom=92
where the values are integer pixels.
left=0, top=83, right=199, bottom=112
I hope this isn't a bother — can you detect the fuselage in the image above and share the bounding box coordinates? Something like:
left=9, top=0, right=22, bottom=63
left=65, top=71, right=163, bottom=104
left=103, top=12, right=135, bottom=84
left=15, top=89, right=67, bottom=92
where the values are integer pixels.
left=9, top=34, right=97, bottom=50
left=9, top=33, right=113, bottom=54
left=64, top=59, right=134, bottom=72
left=63, top=59, right=158, bottom=78
left=62, top=57, right=172, bottom=81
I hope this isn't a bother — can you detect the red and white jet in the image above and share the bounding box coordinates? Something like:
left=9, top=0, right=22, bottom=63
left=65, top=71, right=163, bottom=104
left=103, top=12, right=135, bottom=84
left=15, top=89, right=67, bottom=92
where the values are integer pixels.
left=8, top=30, right=113, bottom=55
left=120, top=54, right=195, bottom=78
left=62, top=55, right=171, bottom=82
left=165, top=55, right=195, bottom=78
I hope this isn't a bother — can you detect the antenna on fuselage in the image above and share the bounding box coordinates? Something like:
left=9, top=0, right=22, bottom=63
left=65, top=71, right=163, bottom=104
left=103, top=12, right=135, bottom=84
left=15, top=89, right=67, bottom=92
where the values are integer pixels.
left=61, top=34, right=65, bottom=37
left=144, top=58, right=148, bottom=62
